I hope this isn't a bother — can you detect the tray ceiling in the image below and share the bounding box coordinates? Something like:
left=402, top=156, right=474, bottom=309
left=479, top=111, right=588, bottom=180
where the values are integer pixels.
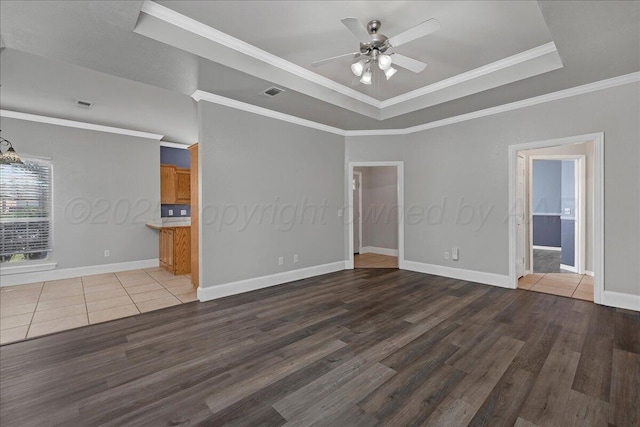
left=137, top=1, right=563, bottom=119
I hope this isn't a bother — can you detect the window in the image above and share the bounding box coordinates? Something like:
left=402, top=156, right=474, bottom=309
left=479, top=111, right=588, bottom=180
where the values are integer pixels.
left=0, top=158, right=53, bottom=264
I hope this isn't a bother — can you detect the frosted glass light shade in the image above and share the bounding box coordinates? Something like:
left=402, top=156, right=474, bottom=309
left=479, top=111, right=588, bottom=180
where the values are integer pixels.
left=360, top=68, right=372, bottom=85
left=351, top=60, right=365, bottom=76
left=384, top=66, right=397, bottom=80
left=378, top=54, right=392, bottom=70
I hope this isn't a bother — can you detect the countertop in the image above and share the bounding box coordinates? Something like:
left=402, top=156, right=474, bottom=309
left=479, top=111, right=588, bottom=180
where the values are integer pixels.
left=146, top=218, right=191, bottom=229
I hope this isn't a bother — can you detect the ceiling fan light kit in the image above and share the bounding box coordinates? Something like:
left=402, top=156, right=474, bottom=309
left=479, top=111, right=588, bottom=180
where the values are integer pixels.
left=378, top=54, right=392, bottom=70
left=351, top=59, right=366, bottom=77
left=360, top=68, right=373, bottom=85
left=313, top=17, right=440, bottom=86
left=384, top=66, right=397, bottom=80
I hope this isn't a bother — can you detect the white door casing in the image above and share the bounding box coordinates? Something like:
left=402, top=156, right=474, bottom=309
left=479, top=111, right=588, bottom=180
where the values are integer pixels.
left=353, top=172, right=362, bottom=254
left=516, top=155, right=526, bottom=278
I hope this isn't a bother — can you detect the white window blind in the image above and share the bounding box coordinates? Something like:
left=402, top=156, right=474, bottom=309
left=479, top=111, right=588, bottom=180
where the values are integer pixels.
left=0, top=158, right=53, bottom=263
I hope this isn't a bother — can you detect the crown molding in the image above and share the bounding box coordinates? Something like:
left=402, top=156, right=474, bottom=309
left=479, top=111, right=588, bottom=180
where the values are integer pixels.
left=345, top=71, right=640, bottom=136
left=140, top=0, right=380, bottom=109
left=5, top=72, right=636, bottom=144
left=193, top=72, right=638, bottom=137
left=191, top=90, right=346, bottom=136
left=160, top=141, right=191, bottom=149
left=0, top=110, right=165, bottom=140
left=380, top=42, right=559, bottom=108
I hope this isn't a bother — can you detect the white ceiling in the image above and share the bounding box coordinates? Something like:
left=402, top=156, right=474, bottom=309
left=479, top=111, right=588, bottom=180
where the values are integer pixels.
left=156, top=1, right=553, bottom=101
left=0, top=1, right=638, bottom=139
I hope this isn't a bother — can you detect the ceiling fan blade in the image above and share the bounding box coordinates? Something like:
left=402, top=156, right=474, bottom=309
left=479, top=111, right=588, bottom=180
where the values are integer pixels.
left=392, top=54, right=427, bottom=73
left=388, top=18, right=440, bottom=47
left=341, top=17, right=372, bottom=44
left=311, top=52, right=360, bottom=67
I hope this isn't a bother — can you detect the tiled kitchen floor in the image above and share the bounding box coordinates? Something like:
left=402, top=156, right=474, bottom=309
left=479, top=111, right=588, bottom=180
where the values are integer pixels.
left=0, top=267, right=197, bottom=345
left=354, top=253, right=398, bottom=268
left=518, top=272, right=594, bottom=301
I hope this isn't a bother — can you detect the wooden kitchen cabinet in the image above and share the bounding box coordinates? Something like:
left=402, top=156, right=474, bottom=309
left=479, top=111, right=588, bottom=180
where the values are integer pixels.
left=188, top=143, right=199, bottom=288
left=159, top=226, right=190, bottom=275
left=160, top=164, right=190, bottom=204
left=175, top=168, right=191, bottom=204
left=160, top=164, right=177, bottom=204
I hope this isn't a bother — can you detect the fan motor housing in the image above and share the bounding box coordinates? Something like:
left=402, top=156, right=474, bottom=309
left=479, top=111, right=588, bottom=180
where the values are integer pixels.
left=360, top=20, right=390, bottom=54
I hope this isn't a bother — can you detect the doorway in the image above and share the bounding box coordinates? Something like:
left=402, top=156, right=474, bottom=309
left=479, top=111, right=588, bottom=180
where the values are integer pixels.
left=528, top=155, right=585, bottom=274
left=347, top=162, right=404, bottom=270
left=509, top=133, right=603, bottom=304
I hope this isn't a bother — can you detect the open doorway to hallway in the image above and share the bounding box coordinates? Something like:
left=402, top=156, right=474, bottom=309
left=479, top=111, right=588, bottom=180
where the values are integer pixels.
left=352, top=166, right=399, bottom=269
left=515, top=140, right=595, bottom=301
left=347, top=162, right=404, bottom=270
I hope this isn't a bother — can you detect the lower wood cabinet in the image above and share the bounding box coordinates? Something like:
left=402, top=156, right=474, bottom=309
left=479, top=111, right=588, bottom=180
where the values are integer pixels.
left=159, top=226, right=191, bottom=275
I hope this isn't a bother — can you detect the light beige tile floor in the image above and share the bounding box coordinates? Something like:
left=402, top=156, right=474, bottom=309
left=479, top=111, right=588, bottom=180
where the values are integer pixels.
left=0, top=268, right=197, bottom=345
left=354, top=253, right=399, bottom=269
left=518, top=272, right=594, bottom=301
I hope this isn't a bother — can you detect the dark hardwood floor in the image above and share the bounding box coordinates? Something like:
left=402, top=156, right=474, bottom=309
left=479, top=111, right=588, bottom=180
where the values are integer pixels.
left=1, top=269, right=638, bottom=426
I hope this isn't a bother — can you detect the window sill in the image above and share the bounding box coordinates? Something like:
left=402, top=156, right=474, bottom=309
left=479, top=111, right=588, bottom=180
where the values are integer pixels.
left=0, top=262, right=58, bottom=276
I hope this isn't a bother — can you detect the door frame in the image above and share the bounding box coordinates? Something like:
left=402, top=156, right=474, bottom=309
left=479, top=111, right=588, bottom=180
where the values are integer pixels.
left=508, top=132, right=604, bottom=304
left=527, top=155, right=586, bottom=275
left=516, top=154, right=526, bottom=278
left=353, top=171, right=363, bottom=254
left=346, top=161, right=404, bottom=270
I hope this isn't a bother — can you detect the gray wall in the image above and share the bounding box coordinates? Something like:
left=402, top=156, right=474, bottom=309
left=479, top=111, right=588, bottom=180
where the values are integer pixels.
left=0, top=116, right=160, bottom=270
left=198, top=102, right=345, bottom=287
left=354, top=166, right=398, bottom=250
left=532, top=216, right=561, bottom=248
left=532, top=160, right=562, bottom=214
left=561, top=160, right=576, bottom=217
left=560, top=160, right=576, bottom=266
left=346, top=82, right=640, bottom=296
left=531, top=159, right=562, bottom=249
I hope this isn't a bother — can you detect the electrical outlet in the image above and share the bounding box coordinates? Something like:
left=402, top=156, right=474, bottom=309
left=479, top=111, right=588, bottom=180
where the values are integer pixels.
left=181, top=210, right=187, bottom=216
left=278, top=256, right=284, bottom=265
left=104, top=250, right=110, bottom=257
left=168, top=209, right=174, bottom=216
left=444, top=251, right=450, bottom=260
left=338, top=209, right=343, bottom=217
left=293, top=254, right=299, bottom=263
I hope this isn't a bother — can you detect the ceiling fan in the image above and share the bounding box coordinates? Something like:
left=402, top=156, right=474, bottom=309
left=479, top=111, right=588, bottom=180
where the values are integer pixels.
left=312, top=17, right=440, bottom=85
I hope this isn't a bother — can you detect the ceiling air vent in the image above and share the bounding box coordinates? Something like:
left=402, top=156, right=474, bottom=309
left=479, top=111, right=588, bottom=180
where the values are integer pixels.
left=75, top=99, right=94, bottom=109
left=263, top=86, right=285, bottom=97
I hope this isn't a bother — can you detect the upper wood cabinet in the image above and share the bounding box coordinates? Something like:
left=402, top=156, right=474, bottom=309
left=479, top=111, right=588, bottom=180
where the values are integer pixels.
left=160, top=164, right=177, bottom=204
left=175, top=168, right=191, bottom=204
left=160, top=164, right=190, bottom=204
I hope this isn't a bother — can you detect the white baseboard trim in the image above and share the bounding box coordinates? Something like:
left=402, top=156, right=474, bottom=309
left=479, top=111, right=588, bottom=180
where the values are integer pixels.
left=524, top=269, right=532, bottom=276
left=602, top=290, right=640, bottom=311
left=0, top=259, right=159, bottom=287
left=197, top=261, right=346, bottom=302
left=0, top=261, right=58, bottom=275
left=560, top=264, right=578, bottom=273
left=360, top=246, right=399, bottom=257
left=402, top=260, right=512, bottom=289
left=533, top=245, right=562, bottom=251
left=585, top=270, right=594, bottom=277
